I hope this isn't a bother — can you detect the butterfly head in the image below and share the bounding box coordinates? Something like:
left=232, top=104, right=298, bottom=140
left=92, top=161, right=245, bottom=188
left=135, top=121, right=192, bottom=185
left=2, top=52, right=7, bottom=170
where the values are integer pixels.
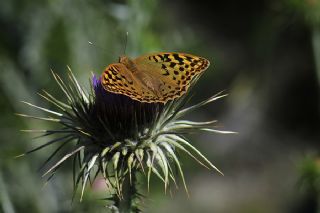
left=119, top=55, right=129, bottom=64
left=119, top=55, right=136, bottom=71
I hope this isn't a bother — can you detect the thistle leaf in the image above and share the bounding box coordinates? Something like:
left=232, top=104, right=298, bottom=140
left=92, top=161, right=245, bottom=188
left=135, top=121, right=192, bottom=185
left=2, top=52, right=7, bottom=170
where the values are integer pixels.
left=156, top=146, right=169, bottom=193
left=160, top=142, right=189, bottom=197
left=42, top=146, right=84, bottom=177
left=80, top=154, right=99, bottom=201
left=176, top=93, right=227, bottom=119
left=168, top=135, right=223, bottom=175
left=21, top=101, right=63, bottom=116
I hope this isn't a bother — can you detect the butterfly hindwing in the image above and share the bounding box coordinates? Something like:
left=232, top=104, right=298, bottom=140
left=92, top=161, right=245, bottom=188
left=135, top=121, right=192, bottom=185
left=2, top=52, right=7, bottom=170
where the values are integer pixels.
left=101, top=64, right=142, bottom=100
left=101, top=64, right=163, bottom=102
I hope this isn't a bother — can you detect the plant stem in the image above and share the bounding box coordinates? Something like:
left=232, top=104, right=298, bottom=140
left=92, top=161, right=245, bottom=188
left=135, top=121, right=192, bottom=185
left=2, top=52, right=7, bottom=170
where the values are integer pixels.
left=114, top=173, right=140, bottom=213
left=312, top=26, right=320, bottom=86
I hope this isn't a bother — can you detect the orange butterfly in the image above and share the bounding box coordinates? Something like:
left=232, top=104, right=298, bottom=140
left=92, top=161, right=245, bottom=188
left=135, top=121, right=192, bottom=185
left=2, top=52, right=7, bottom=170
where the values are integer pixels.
left=101, top=52, right=210, bottom=103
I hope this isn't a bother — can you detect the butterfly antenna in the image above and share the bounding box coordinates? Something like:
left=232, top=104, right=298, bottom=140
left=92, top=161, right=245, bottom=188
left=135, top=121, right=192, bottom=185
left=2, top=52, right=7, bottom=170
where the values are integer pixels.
left=88, top=40, right=101, bottom=50
left=123, top=32, right=128, bottom=55
left=88, top=40, right=110, bottom=53
left=88, top=40, right=115, bottom=61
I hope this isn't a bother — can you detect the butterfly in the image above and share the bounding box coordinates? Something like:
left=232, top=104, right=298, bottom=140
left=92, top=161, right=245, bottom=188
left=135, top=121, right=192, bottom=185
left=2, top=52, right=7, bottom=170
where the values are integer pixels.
left=101, top=52, right=210, bottom=103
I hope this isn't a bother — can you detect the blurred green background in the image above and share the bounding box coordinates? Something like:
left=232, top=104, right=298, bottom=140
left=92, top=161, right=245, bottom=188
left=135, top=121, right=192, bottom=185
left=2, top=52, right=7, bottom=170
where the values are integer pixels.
left=1, top=0, right=320, bottom=212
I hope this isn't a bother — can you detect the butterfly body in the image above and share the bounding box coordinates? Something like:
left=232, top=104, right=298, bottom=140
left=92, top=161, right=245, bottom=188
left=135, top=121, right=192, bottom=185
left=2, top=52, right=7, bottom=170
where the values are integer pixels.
left=101, top=52, right=210, bottom=103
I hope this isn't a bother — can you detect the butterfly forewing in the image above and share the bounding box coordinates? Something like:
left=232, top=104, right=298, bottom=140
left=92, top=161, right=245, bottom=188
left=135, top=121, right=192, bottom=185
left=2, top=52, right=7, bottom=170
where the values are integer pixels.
left=134, top=52, right=210, bottom=101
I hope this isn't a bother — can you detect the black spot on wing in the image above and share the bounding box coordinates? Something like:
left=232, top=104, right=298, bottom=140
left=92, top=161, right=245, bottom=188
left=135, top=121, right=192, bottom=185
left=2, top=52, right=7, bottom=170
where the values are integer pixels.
left=185, top=56, right=193, bottom=62
left=173, top=53, right=184, bottom=64
left=158, top=54, right=164, bottom=61
left=169, top=62, right=176, bottom=68
left=152, top=56, right=158, bottom=62
left=110, top=66, right=118, bottom=75
left=161, top=64, right=170, bottom=76
left=163, top=54, right=170, bottom=62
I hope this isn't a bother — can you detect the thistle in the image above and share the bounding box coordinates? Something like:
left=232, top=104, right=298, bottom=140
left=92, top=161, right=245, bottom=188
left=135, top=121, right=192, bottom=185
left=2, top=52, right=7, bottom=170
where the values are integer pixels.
left=17, top=67, right=234, bottom=212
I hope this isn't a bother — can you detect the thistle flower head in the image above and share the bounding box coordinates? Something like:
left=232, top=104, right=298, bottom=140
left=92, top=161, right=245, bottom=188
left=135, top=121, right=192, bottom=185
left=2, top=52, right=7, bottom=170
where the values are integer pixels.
left=18, top=67, right=234, bottom=209
left=91, top=75, right=163, bottom=144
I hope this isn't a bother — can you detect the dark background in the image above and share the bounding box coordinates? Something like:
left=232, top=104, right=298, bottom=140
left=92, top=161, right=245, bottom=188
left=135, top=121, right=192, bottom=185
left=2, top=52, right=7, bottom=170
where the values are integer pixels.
left=1, top=0, right=320, bottom=212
